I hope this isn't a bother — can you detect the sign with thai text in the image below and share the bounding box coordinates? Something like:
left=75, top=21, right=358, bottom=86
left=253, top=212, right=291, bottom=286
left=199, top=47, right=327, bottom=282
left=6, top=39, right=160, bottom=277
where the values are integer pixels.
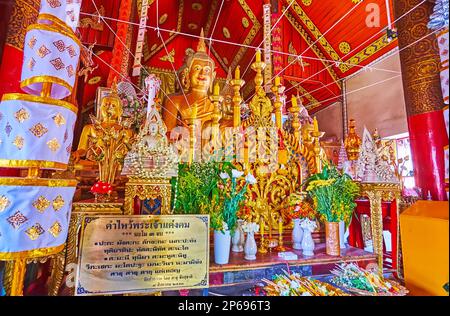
left=75, top=215, right=209, bottom=295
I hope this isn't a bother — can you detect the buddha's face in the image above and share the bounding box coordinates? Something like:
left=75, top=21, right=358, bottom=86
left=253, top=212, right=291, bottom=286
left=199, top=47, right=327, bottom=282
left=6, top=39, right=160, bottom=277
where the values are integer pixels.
left=148, top=122, right=158, bottom=136
left=101, top=100, right=121, bottom=122
left=189, top=59, right=213, bottom=91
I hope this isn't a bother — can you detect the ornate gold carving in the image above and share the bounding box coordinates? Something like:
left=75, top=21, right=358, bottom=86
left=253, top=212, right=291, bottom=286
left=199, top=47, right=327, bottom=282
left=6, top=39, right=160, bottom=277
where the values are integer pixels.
left=124, top=180, right=173, bottom=215
left=29, top=123, right=49, bottom=138
left=32, top=196, right=50, bottom=213
left=393, top=0, right=443, bottom=115
left=285, top=9, right=341, bottom=85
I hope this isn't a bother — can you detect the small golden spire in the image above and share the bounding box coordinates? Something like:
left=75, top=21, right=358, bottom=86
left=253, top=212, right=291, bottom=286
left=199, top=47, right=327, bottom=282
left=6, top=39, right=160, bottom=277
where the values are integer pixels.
left=197, top=28, right=207, bottom=53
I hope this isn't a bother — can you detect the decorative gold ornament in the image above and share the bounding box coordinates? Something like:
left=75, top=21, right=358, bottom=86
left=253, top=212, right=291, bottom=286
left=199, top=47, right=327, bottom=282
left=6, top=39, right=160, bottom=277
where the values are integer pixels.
left=242, top=17, right=249, bottom=28
left=52, top=195, right=65, bottom=211
left=47, top=138, right=61, bottom=152
left=48, top=221, right=62, bottom=237
left=158, top=13, right=168, bottom=25
left=339, top=41, right=351, bottom=54
left=52, top=113, right=66, bottom=126
left=14, top=108, right=30, bottom=123
left=13, top=136, right=25, bottom=150
left=0, top=195, right=10, bottom=213
left=29, top=123, right=49, bottom=138
left=159, top=48, right=175, bottom=63
left=192, top=2, right=203, bottom=10
left=25, top=223, right=45, bottom=240
left=188, top=23, right=198, bottom=30
left=302, top=0, right=313, bottom=5
left=32, top=196, right=50, bottom=213
left=223, top=27, right=231, bottom=39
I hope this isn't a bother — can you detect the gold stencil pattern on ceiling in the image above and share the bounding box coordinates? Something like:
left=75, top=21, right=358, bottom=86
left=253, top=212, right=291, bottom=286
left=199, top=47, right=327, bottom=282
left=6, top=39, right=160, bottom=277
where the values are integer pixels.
left=159, top=48, right=175, bottom=63
left=79, top=5, right=105, bottom=30
left=339, top=42, right=351, bottom=54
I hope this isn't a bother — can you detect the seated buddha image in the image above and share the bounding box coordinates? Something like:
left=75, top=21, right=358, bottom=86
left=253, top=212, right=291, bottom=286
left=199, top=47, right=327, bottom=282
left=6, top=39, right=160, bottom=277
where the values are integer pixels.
left=73, top=82, right=133, bottom=170
left=162, top=29, right=232, bottom=137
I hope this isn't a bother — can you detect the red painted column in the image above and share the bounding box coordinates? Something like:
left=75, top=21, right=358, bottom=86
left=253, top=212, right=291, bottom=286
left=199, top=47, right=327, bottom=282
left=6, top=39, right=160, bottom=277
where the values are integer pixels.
left=393, top=0, right=448, bottom=200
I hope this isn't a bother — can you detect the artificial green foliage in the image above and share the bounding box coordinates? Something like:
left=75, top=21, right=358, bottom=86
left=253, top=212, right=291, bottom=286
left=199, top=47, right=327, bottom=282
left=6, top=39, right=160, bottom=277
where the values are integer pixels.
left=304, top=163, right=359, bottom=225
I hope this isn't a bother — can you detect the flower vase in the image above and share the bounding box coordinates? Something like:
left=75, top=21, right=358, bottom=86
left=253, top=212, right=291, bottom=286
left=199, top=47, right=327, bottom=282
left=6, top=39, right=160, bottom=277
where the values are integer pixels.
left=214, top=230, right=231, bottom=264
left=244, top=232, right=257, bottom=260
left=325, top=221, right=340, bottom=256
left=301, top=219, right=316, bottom=256
left=232, top=220, right=244, bottom=252
left=292, top=218, right=303, bottom=250
left=339, top=221, right=347, bottom=249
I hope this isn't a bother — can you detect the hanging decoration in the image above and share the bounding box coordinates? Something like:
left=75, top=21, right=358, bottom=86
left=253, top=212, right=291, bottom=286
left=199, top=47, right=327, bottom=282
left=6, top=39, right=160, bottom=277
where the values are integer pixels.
left=132, top=0, right=149, bottom=77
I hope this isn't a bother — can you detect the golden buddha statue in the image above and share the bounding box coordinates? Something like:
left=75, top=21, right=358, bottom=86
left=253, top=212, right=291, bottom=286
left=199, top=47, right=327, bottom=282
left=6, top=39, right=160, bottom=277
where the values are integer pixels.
left=344, top=119, right=362, bottom=161
left=162, top=29, right=232, bottom=135
left=73, top=81, right=133, bottom=175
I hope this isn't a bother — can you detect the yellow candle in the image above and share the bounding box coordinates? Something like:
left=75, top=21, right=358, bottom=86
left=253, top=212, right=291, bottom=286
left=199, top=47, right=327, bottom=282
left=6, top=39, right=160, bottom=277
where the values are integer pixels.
left=291, top=95, right=297, bottom=108
left=213, top=82, right=220, bottom=96
left=278, top=218, right=282, bottom=234
left=260, top=218, right=264, bottom=236
left=235, top=66, right=240, bottom=80
left=256, top=49, right=261, bottom=62
left=275, top=76, right=281, bottom=86
left=313, top=116, right=319, bottom=132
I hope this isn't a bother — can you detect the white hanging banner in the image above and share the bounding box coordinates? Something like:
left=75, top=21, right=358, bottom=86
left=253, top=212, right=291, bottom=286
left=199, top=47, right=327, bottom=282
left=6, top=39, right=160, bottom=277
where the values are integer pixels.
left=21, top=24, right=81, bottom=100
left=0, top=94, right=77, bottom=170
left=0, top=178, right=77, bottom=260
left=38, top=0, right=83, bottom=32
left=132, top=0, right=149, bottom=77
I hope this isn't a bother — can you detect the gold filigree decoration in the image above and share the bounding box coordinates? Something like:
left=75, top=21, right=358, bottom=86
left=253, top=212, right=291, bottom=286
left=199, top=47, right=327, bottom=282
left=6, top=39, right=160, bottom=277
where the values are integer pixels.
left=339, top=41, right=351, bottom=54
left=285, top=10, right=341, bottom=84
left=52, top=195, right=65, bottom=211
left=6, top=0, right=39, bottom=51
left=159, top=13, right=168, bottom=24
left=13, top=136, right=25, bottom=150
left=47, top=138, right=60, bottom=152
left=223, top=27, right=231, bottom=38
left=78, top=5, right=104, bottom=31
left=242, top=17, right=249, bottom=28
left=0, top=195, right=11, bottom=213
left=52, top=113, right=66, bottom=126
left=14, top=108, right=30, bottom=123
left=29, top=123, right=49, bottom=138
left=159, top=48, right=175, bottom=63
left=37, top=44, right=51, bottom=58
left=32, top=196, right=50, bottom=213
left=302, top=0, right=313, bottom=5
left=48, top=221, right=62, bottom=237
left=289, top=2, right=347, bottom=71
left=28, top=36, right=37, bottom=49
left=25, top=223, right=45, bottom=240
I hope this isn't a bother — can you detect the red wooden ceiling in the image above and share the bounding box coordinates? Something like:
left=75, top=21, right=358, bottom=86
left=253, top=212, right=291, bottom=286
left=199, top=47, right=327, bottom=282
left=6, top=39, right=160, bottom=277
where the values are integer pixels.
left=79, top=0, right=398, bottom=112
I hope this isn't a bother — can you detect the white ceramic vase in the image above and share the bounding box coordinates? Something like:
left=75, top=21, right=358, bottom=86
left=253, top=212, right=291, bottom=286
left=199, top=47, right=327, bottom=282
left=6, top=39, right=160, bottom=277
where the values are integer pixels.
left=244, top=232, right=257, bottom=260
left=292, top=218, right=303, bottom=250
left=214, top=230, right=231, bottom=264
left=301, top=226, right=315, bottom=256
left=339, top=221, right=347, bottom=249
left=232, top=220, right=244, bottom=252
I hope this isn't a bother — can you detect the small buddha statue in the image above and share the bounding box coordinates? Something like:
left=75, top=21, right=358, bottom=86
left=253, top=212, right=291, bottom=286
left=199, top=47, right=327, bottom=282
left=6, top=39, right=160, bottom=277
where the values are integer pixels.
left=344, top=119, right=362, bottom=161
left=162, top=29, right=232, bottom=134
left=73, top=80, right=133, bottom=170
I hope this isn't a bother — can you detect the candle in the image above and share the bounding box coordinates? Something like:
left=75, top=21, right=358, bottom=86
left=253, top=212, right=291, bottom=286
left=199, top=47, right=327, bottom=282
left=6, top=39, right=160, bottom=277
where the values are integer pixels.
left=256, top=49, right=261, bottom=63
left=213, top=82, right=220, bottom=96
left=275, top=76, right=281, bottom=86
left=313, top=117, right=319, bottom=132
left=278, top=218, right=283, bottom=234
left=260, top=218, right=264, bottom=236
left=291, top=95, right=297, bottom=108
left=235, top=66, right=240, bottom=80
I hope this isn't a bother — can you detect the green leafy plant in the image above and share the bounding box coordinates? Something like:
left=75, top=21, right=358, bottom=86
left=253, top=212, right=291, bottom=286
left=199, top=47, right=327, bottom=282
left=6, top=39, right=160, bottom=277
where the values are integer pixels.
left=304, top=163, right=359, bottom=225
